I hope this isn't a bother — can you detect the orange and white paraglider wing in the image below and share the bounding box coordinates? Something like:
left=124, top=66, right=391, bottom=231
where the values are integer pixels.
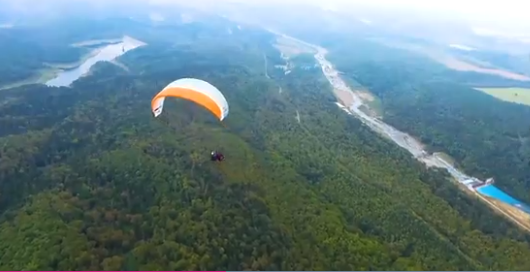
left=151, top=78, right=229, bottom=121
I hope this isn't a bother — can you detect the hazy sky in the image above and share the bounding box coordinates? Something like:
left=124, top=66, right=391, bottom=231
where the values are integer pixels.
left=148, top=0, right=530, bottom=28
left=3, top=0, right=529, bottom=30
left=321, top=0, right=530, bottom=27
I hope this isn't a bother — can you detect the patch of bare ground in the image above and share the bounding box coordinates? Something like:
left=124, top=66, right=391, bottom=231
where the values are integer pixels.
left=369, top=37, right=530, bottom=81
left=433, top=152, right=455, bottom=166
left=273, top=37, right=316, bottom=57
left=451, top=179, right=530, bottom=232
left=438, top=56, right=530, bottom=81
left=110, top=60, right=130, bottom=72
left=71, top=38, right=122, bottom=47
left=493, top=199, right=530, bottom=227
left=358, top=90, right=375, bottom=102
left=357, top=90, right=385, bottom=118
left=477, top=193, right=530, bottom=232
left=332, top=87, right=356, bottom=108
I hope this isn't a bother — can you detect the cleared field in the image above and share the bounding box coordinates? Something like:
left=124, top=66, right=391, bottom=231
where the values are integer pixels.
left=483, top=196, right=530, bottom=232
left=358, top=90, right=383, bottom=118
left=332, top=86, right=356, bottom=107
left=439, top=57, right=530, bottom=81
left=368, top=37, right=530, bottom=82
left=273, top=36, right=316, bottom=58
left=475, top=87, right=530, bottom=106
left=433, top=152, right=455, bottom=166
left=453, top=178, right=530, bottom=233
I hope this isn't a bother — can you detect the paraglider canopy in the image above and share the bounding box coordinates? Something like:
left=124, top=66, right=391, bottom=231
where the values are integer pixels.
left=151, top=78, right=229, bottom=121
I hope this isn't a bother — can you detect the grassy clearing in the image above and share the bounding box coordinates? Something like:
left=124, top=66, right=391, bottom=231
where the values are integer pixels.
left=434, top=152, right=455, bottom=166
left=482, top=196, right=530, bottom=232
left=358, top=90, right=383, bottom=117
left=336, top=75, right=383, bottom=118
left=440, top=57, right=530, bottom=81
left=368, top=37, right=530, bottom=81
left=452, top=177, right=530, bottom=233
left=475, top=87, right=530, bottom=106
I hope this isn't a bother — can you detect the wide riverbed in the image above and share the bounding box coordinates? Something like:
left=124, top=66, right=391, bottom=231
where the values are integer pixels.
left=273, top=30, right=530, bottom=215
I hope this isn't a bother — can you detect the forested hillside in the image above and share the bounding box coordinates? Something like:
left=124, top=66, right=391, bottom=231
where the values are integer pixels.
left=0, top=17, right=150, bottom=87
left=327, top=39, right=530, bottom=205
left=2, top=18, right=530, bottom=270
left=0, top=27, right=86, bottom=86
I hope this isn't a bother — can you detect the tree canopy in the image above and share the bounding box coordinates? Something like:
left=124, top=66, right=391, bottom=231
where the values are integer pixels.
left=1, top=17, right=530, bottom=270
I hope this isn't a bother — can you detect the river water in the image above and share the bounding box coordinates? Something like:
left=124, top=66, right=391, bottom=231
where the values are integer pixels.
left=275, top=31, right=530, bottom=213
left=46, top=36, right=145, bottom=87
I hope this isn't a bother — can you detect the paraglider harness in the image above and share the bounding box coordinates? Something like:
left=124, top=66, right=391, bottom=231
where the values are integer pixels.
left=210, top=151, right=225, bottom=162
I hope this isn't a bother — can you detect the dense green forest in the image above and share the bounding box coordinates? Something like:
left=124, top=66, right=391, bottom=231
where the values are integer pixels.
left=326, top=39, right=530, bottom=205
left=0, top=27, right=86, bottom=86
left=2, top=17, right=530, bottom=270
left=0, top=15, right=270, bottom=88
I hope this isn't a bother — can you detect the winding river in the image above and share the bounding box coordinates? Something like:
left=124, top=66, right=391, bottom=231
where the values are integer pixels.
left=46, top=36, right=145, bottom=87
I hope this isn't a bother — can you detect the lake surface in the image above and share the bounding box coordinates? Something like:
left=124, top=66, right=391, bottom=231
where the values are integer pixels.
left=46, top=37, right=144, bottom=87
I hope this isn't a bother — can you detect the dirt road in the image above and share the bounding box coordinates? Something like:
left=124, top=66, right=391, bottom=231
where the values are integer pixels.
left=268, top=29, right=530, bottom=232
